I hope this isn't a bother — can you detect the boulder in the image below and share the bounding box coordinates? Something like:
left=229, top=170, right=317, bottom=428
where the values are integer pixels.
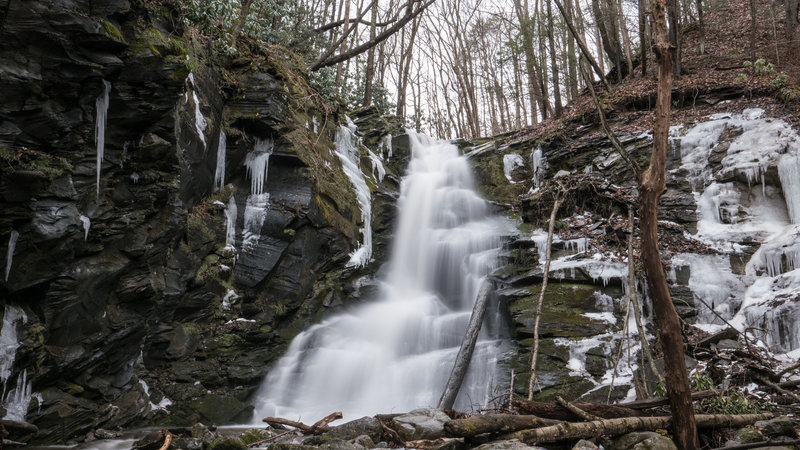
left=611, top=432, right=677, bottom=450
left=473, top=439, right=548, bottom=450
left=755, top=416, right=798, bottom=438
left=390, top=408, right=451, bottom=441
left=323, top=416, right=383, bottom=443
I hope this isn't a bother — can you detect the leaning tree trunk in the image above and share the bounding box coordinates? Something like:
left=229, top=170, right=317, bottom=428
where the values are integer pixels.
left=438, top=281, right=493, bottom=410
left=639, top=0, right=698, bottom=447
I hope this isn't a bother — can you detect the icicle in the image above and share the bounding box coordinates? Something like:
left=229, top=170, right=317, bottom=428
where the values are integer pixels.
left=531, top=145, right=546, bottom=190
left=245, top=139, right=273, bottom=196
left=242, top=193, right=269, bottom=250
left=187, top=74, right=207, bottom=149
left=334, top=117, right=373, bottom=267
left=0, top=304, right=24, bottom=382
left=214, top=131, right=227, bottom=191
left=2, top=370, right=32, bottom=421
left=503, top=153, right=525, bottom=183
left=95, top=80, right=111, bottom=197
left=779, top=154, right=800, bottom=224
left=5, top=230, right=19, bottom=282
left=367, top=149, right=386, bottom=182
left=79, top=215, right=90, bottom=241
left=225, top=195, right=237, bottom=249
left=380, top=133, right=393, bottom=159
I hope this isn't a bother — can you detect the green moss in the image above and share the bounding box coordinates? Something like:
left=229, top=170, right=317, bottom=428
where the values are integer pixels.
left=131, top=25, right=187, bottom=58
left=101, top=20, right=125, bottom=42
left=0, top=147, right=73, bottom=180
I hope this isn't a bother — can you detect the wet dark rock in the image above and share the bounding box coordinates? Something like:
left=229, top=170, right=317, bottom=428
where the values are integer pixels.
left=755, top=416, right=799, bottom=438
left=323, top=416, right=384, bottom=443
left=390, top=408, right=451, bottom=441
left=611, top=432, right=677, bottom=450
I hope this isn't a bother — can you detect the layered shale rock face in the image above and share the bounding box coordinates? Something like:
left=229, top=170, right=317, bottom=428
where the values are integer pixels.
left=0, top=1, right=404, bottom=442
left=467, top=99, right=800, bottom=404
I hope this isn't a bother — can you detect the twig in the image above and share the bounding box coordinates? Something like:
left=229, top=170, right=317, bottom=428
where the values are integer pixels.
left=778, top=360, right=800, bottom=378
left=528, top=193, right=563, bottom=400
left=754, top=375, right=800, bottom=402
left=555, top=396, right=601, bottom=421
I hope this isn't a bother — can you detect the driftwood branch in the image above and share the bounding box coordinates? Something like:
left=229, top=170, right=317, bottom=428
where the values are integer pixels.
left=263, top=412, right=341, bottom=434
left=513, top=398, right=646, bottom=420
left=755, top=375, right=800, bottom=402
left=503, top=414, right=772, bottom=444
left=444, top=414, right=562, bottom=437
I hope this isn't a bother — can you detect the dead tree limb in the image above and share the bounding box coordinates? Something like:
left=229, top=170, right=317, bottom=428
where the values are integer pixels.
left=755, top=375, right=800, bottom=402
left=158, top=430, right=174, bottom=450
left=513, top=398, right=646, bottom=420
left=444, top=414, right=562, bottom=437
left=552, top=0, right=609, bottom=88
left=580, top=61, right=641, bottom=178
left=555, top=396, right=601, bottom=421
left=312, top=411, right=343, bottom=431
left=263, top=414, right=338, bottom=434
left=778, top=360, right=800, bottom=377
left=528, top=194, right=562, bottom=400
left=503, top=414, right=773, bottom=444
left=439, top=280, right=493, bottom=409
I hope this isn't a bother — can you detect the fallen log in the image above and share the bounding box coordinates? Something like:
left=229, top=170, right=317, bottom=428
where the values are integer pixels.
left=157, top=431, right=173, bottom=450
left=617, top=390, right=717, bottom=410
left=512, top=398, right=647, bottom=420
left=502, top=413, right=773, bottom=444
left=444, top=414, right=562, bottom=437
left=555, top=396, right=600, bottom=421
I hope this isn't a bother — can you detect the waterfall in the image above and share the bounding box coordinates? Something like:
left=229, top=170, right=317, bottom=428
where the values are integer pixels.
left=5, top=230, right=19, bottom=282
left=3, top=370, right=32, bottom=422
left=0, top=304, right=25, bottom=383
left=225, top=195, right=238, bottom=249
left=253, top=131, right=513, bottom=421
left=95, top=80, right=111, bottom=197
left=215, top=131, right=227, bottom=191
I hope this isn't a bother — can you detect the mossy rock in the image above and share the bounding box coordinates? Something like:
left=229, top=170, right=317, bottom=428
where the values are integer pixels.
left=209, top=436, right=247, bottom=450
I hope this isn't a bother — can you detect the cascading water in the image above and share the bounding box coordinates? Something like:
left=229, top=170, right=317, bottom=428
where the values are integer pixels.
left=215, top=131, right=227, bottom=191
left=253, top=131, right=513, bottom=420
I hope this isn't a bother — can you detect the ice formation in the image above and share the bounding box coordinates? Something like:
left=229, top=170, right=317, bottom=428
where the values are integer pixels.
left=5, top=230, right=19, bottom=282
left=503, top=153, right=525, bottom=182
left=186, top=73, right=207, bottom=149
left=3, top=369, right=32, bottom=421
left=95, top=80, right=111, bottom=197
left=367, top=149, right=386, bottom=182
left=225, top=195, right=237, bottom=248
left=79, top=215, right=91, bottom=241
left=334, top=118, right=373, bottom=267
left=214, top=131, right=227, bottom=191
left=245, top=138, right=272, bottom=195
left=531, top=145, right=546, bottom=191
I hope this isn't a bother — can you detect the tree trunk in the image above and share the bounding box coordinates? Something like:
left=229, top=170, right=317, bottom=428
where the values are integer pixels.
left=362, top=0, right=378, bottom=106
left=639, top=0, right=649, bottom=76
left=445, top=415, right=562, bottom=438
left=512, top=400, right=647, bottom=421
left=546, top=0, right=564, bottom=117
left=553, top=0, right=609, bottom=88
left=504, top=414, right=771, bottom=445
left=592, top=0, right=626, bottom=80
left=667, top=0, right=681, bottom=77
left=230, top=0, right=255, bottom=47
left=788, top=0, right=799, bottom=49
left=696, top=0, right=705, bottom=54
left=438, top=281, right=496, bottom=410
left=749, top=0, right=757, bottom=59
left=640, top=0, right=697, bottom=446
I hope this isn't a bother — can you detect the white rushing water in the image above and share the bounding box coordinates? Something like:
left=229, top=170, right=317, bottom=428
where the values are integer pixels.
left=334, top=118, right=373, bottom=268
left=253, top=131, right=514, bottom=421
left=186, top=73, right=207, bottom=149
left=95, top=80, right=111, bottom=197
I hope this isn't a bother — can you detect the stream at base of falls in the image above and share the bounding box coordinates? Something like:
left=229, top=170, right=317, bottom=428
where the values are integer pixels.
left=252, top=131, right=516, bottom=421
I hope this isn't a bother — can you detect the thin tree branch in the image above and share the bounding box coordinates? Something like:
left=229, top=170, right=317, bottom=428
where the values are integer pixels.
left=311, top=0, right=436, bottom=70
